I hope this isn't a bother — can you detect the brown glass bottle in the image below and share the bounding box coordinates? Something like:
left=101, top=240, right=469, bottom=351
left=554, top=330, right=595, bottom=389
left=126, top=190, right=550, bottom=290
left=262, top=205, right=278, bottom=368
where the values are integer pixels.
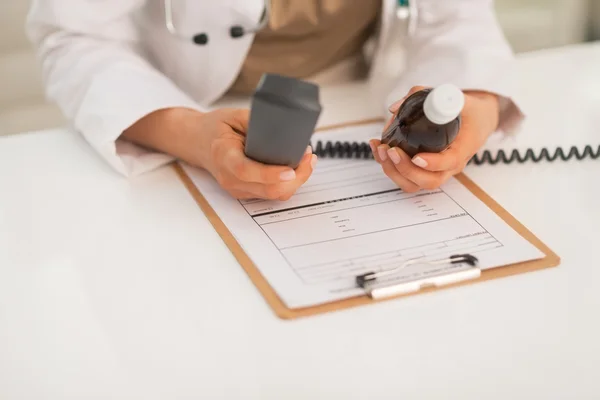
left=381, top=84, right=465, bottom=158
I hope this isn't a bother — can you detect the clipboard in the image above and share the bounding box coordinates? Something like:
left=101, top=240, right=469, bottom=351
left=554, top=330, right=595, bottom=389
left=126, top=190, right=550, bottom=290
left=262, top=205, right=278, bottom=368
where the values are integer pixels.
left=173, top=118, right=561, bottom=320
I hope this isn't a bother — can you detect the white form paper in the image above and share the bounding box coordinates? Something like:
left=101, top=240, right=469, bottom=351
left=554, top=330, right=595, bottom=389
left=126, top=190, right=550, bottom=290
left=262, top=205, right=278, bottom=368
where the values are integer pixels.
left=181, top=122, right=545, bottom=309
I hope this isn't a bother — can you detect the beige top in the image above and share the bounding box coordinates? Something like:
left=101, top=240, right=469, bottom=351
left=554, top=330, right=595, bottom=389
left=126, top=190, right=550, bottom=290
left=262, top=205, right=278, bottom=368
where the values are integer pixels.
left=227, top=0, right=381, bottom=94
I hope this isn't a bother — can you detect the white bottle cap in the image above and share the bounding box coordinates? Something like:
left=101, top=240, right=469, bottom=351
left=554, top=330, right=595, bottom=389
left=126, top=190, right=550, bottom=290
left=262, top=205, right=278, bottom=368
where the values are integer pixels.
left=423, top=84, right=465, bottom=125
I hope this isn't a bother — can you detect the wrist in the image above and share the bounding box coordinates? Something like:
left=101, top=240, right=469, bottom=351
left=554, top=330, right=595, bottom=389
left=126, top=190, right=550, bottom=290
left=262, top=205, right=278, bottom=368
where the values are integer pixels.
left=122, top=107, right=210, bottom=168
left=464, top=90, right=500, bottom=131
left=166, top=107, right=212, bottom=168
left=465, top=90, right=499, bottom=109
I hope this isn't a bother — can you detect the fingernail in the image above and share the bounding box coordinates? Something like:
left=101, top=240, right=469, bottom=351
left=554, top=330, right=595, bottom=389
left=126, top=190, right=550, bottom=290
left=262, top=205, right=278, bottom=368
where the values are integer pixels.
left=310, top=154, right=318, bottom=169
left=387, top=149, right=401, bottom=164
left=412, top=156, right=428, bottom=168
left=377, top=146, right=388, bottom=161
left=369, top=141, right=377, bottom=155
left=388, top=99, right=403, bottom=113
left=305, top=145, right=312, bottom=155
left=280, top=170, right=296, bottom=181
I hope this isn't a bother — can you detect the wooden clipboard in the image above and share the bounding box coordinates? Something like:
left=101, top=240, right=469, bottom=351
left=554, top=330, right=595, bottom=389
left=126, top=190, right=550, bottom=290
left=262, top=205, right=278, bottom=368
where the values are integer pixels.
left=173, top=119, right=561, bottom=320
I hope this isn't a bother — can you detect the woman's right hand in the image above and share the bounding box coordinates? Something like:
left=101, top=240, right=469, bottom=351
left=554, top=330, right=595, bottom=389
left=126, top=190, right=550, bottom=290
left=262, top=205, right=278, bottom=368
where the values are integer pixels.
left=197, top=108, right=317, bottom=200
left=123, top=107, right=317, bottom=201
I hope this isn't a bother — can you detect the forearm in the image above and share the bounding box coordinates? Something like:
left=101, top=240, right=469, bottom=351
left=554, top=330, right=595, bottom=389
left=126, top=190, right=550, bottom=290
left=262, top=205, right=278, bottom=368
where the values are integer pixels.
left=122, top=108, right=211, bottom=169
left=26, top=0, right=207, bottom=176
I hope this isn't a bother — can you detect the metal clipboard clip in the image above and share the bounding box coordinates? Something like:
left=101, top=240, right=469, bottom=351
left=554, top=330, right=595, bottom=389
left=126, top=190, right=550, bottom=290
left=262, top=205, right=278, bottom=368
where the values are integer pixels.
left=355, top=254, right=480, bottom=300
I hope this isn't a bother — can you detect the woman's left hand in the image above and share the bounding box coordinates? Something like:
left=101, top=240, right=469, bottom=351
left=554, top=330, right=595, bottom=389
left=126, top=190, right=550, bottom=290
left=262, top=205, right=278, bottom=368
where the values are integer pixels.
left=370, top=87, right=500, bottom=192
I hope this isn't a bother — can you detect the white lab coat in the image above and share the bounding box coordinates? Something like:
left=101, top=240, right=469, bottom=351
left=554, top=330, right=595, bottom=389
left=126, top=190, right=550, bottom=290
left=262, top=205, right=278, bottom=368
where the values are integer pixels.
left=26, top=0, right=519, bottom=177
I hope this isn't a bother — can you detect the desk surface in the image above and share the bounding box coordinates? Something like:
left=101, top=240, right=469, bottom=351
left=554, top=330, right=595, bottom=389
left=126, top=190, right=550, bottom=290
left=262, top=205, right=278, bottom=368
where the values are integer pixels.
left=1, top=42, right=600, bottom=399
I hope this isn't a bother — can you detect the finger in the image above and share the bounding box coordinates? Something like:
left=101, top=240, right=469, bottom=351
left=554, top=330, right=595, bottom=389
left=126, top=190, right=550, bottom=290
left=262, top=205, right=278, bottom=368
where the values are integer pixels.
left=369, top=139, right=382, bottom=162
left=410, top=147, right=463, bottom=173
left=278, top=152, right=317, bottom=199
left=220, top=143, right=297, bottom=184
left=386, top=147, right=450, bottom=189
left=278, top=193, right=294, bottom=201
left=227, top=189, right=260, bottom=200
left=232, top=152, right=315, bottom=201
left=234, top=181, right=285, bottom=200
left=375, top=143, right=420, bottom=192
left=387, top=85, right=428, bottom=113
left=375, top=143, right=390, bottom=163
left=294, top=152, right=317, bottom=185
left=278, top=153, right=317, bottom=200
left=227, top=109, right=251, bottom=134
left=379, top=157, right=420, bottom=193
left=411, top=129, right=482, bottom=172
left=383, top=86, right=428, bottom=133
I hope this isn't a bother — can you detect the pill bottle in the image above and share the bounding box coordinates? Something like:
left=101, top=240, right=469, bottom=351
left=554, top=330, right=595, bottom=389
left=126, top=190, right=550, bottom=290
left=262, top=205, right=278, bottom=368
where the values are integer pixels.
left=381, top=84, right=465, bottom=157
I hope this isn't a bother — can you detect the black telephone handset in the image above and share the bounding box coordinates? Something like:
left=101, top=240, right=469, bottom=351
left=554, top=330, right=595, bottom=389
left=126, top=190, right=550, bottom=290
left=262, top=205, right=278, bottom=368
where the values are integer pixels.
left=244, top=73, right=321, bottom=169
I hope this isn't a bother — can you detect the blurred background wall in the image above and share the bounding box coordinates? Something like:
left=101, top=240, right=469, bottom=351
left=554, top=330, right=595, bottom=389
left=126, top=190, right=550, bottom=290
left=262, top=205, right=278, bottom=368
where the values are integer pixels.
left=495, top=0, right=596, bottom=52
left=1, top=0, right=599, bottom=136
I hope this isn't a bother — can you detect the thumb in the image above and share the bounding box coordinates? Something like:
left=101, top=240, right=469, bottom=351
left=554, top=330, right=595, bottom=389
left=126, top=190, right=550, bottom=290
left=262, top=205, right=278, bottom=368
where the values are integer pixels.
left=226, top=108, right=251, bottom=135
left=388, top=85, right=428, bottom=113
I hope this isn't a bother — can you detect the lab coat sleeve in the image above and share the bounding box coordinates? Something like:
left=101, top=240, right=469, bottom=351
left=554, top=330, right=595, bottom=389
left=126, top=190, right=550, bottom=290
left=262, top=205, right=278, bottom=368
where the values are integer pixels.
left=26, top=0, right=206, bottom=177
left=384, top=0, right=523, bottom=134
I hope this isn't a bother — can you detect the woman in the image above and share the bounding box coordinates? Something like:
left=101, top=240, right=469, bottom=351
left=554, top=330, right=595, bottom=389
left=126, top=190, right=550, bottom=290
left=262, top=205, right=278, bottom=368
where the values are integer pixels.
left=26, top=0, right=521, bottom=201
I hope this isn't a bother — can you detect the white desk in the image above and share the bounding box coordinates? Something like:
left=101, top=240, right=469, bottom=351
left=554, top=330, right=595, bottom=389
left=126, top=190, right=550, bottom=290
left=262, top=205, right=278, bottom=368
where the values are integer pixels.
left=1, top=42, right=600, bottom=400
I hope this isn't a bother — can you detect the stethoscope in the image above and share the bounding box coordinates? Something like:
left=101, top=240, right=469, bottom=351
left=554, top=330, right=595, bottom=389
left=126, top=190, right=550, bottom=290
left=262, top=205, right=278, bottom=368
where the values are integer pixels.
left=164, top=0, right=411, bottom=46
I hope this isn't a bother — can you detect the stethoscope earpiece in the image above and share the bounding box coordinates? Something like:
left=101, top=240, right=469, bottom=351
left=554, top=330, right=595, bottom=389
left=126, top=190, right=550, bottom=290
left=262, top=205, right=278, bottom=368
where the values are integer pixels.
left=189, top=26, right=245, bottom=46
left=192, top=33, right=208, bottom=45
left=230, top=26, right=245, bottom=39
